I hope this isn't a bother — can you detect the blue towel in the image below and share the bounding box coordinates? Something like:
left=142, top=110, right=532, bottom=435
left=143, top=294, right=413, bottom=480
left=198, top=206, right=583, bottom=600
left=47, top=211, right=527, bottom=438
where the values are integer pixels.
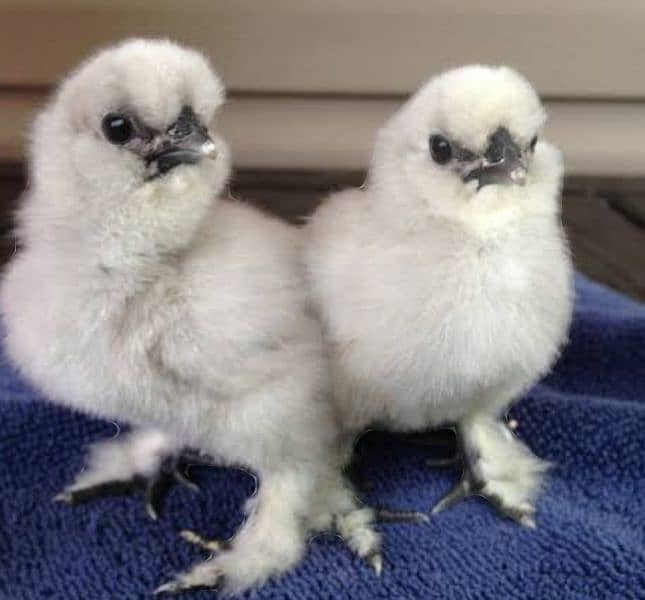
left=1, top=274, right=644, bottom=599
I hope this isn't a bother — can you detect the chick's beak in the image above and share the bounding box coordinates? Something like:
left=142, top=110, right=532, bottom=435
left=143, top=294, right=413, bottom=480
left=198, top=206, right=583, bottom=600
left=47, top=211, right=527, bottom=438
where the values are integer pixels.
left=146, top=106, right=217, bottom=178
left=463, top=127, right=527, bottom=189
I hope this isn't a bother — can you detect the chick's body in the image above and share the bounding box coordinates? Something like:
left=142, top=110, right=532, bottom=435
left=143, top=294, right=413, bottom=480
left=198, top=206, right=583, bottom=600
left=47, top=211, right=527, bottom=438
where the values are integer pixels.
left=309, top=187, right=571, bottom=432
left=1, top=39, right=379, bottom=594
left=4, top=198, right=328, bottom=471
left=307, top=65, right=574, bottom=522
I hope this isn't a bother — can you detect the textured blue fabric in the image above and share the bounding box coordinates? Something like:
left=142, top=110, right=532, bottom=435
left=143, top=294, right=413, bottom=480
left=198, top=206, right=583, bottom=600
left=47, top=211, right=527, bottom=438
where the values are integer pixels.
left=1, top=274, right=644, bottom=600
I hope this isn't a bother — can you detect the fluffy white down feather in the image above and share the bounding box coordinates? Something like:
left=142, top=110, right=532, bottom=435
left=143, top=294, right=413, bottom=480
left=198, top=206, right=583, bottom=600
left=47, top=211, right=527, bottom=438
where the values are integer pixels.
left=0, top=39, right=378, bottom=592
left=306, top=65, right=574, bottom=517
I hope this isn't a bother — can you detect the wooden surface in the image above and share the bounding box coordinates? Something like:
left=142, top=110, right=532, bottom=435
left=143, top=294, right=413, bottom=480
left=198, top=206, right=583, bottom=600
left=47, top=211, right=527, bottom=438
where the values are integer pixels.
left=6, top=92, right=645, bottom=176
left=3, top=1, right=645, bottom=176
left=3, top=1, right=645, bottom=97
left=0, top=166, right=643, bottom=301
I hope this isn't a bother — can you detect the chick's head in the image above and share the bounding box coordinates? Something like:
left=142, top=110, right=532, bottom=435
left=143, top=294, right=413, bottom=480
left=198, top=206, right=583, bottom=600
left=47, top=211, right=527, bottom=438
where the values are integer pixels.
left=30, top=38, right=230, bottom=216
left=369, top=65, right=561, bottom=221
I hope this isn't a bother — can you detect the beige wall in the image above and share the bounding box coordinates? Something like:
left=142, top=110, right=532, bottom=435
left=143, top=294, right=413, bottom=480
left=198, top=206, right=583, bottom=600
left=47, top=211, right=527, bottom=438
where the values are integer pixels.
left=2, top=1, right=645, bottom=175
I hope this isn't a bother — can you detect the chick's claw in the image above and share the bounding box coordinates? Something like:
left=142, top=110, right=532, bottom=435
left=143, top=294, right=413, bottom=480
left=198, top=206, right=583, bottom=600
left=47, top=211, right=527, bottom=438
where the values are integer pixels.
left=332, top=506, right=385, bottom=575
left=57, top=454, right=199, bottom=521
left=431, top=473, right=537, bottom=525
left=53, top=478, right=144, bottom=505
left=430, top=421, right=544, bottom=528
left=155, top=535, right=231, bottom=594
left=54, top=432, right=205, bottom=521
left=366, top=550, right=384, bottom=576
left=374, top=508, right=429, bottom=524
left=180, top=529, right=231, bottom=553
left=154, top=565, right=223, bottom=596
left=486, top=497, right=537, bottom=529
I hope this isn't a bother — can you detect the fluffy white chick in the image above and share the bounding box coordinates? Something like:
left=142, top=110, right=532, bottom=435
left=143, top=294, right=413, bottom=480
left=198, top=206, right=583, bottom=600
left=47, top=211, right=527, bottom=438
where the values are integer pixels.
left=306, top=65, right=574, bottom=526
left=0, top=39, right=380, bottom=594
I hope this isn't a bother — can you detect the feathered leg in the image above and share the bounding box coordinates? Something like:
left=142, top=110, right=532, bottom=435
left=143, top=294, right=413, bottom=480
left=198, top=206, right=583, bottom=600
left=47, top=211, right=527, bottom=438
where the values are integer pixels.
left=431, top=414, right=549, bottom=527
left=154, top=467, right=313, bottom=595
left=54, top=429, right=209, bottom=520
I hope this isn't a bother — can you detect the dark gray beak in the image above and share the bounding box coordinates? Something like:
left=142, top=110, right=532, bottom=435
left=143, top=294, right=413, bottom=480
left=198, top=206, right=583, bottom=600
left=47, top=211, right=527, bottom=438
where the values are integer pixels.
left=146, top=106, right=216, bottom=178
left=464, top=127, right=527, bottom=189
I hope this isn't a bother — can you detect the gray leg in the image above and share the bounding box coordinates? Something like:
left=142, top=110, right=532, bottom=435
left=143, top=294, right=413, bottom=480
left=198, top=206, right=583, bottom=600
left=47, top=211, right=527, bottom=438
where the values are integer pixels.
left=55, top=449, right=208, bottom=520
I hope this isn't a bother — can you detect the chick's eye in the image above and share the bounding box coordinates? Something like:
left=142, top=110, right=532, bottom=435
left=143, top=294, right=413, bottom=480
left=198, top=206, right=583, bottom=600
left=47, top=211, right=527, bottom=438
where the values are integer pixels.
left=530, top=135, right=538, bottom=152
left=429, top=135, right=452, bottom=164
left=102, top=113, right=134, bottom=145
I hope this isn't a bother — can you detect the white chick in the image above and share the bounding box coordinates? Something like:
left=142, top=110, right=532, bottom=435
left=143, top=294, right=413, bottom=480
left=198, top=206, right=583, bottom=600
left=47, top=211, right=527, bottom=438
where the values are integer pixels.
left=0, top=39, right=380, bottom=594
left=306, top=65, right=574, bottom=526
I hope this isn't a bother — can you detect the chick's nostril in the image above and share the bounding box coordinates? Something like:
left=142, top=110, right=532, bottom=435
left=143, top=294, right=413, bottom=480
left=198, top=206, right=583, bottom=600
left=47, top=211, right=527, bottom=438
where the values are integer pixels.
left=168, top=105, right=197, bottom=138
left=484, top=128, right=521, bottom=166
left=485, top=146, right=504, bottom=164
left=484, top=139, right=507, bottom=164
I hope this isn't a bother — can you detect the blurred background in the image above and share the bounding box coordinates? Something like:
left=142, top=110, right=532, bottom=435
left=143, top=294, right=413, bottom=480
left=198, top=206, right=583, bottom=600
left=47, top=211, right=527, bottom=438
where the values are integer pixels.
left=1, top=0, right=644, bottom=298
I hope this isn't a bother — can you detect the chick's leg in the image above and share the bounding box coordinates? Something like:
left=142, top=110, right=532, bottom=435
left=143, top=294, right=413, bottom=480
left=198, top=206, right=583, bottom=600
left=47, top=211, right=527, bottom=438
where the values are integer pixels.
left=161, top=466, right=388, bottom=594
left=54, top=429, right=205, bottom=520
left=431, top=414, right=549, bottom=527
left=305, top=466, right=383, bottom=573
left=155, top=467, right=312, bottom=595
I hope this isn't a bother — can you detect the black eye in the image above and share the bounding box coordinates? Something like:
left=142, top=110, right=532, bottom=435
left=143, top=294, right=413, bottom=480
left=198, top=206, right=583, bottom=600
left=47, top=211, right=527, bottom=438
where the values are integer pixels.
left=429, top=135, right=453, bottom=164
left=530, top=135, right=538, bottom=152
left=102, top=113, right=134, bottom=145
